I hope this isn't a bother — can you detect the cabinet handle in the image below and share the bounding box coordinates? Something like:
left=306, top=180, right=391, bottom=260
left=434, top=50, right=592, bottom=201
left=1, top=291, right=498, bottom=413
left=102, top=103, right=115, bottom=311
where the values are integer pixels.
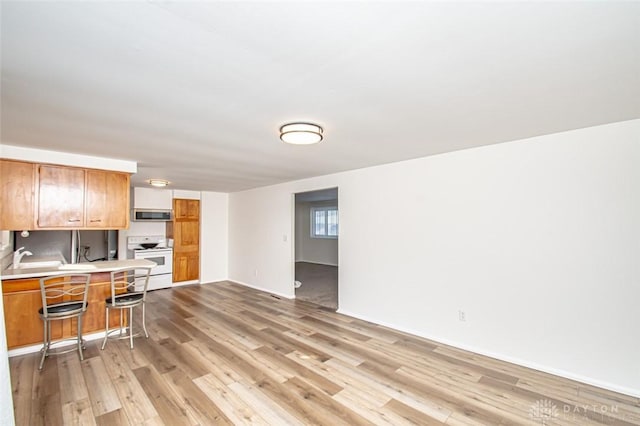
left=68, top=219, right=81, bottom=222
left=90, top=219, right=102, bottom=223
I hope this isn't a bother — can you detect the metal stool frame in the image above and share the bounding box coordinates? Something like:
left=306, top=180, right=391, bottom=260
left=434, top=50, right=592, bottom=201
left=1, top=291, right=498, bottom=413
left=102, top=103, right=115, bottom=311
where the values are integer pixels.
left=101, top=267, right=151, bottom=350
left=38, top=273, right=91, bottom=370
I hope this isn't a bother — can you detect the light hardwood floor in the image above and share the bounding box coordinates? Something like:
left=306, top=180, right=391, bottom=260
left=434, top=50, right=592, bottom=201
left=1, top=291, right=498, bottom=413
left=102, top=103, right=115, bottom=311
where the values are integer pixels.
left=10, top=281, right=640, bottom=425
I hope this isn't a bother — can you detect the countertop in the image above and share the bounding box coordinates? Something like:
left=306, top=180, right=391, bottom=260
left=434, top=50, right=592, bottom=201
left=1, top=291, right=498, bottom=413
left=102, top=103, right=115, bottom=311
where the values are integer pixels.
left=1, top=259, right=157, bottom=280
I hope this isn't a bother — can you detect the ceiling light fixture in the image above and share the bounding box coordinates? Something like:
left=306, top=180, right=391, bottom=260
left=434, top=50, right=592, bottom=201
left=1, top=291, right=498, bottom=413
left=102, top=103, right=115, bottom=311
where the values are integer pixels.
left=279, top=122, right=323, bottom=145
left=148, top=179, right=169, bottom=187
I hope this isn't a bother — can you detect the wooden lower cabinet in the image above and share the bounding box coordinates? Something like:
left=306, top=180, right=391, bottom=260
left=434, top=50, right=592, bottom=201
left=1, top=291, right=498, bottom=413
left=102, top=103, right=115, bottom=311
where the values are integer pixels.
left=173, top=253, right=199, bottom=283
left=2, top=273, right=122, bottom=349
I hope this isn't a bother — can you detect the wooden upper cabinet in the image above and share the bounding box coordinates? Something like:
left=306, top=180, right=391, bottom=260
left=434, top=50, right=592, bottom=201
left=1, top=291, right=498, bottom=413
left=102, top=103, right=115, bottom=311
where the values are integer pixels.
left=86, top=169, right=129, bottom=229
left=0, top=160, right=130, bottom=230
left=37, top=165, right=85, bottom=228
left=174, top=199, right=200, bottom=220
left=0, top=160, right=35, bottom=230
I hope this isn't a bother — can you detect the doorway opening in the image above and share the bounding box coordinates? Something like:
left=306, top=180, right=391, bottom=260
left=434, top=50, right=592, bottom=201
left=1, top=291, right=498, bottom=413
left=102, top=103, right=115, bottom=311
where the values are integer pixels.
left=294, top=188, right=338, bottom=310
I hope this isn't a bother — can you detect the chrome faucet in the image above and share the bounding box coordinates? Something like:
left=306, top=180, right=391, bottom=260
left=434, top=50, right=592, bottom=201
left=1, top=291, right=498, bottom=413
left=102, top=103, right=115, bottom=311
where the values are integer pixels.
left=13, top=247, right=33, bottom=268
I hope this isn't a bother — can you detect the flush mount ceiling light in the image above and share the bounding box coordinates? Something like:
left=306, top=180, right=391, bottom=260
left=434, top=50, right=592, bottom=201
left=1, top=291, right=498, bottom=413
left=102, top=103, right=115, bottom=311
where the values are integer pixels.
left=279, top=122, right=323, bottom=145
left=148, top=179, right=169, bottom=187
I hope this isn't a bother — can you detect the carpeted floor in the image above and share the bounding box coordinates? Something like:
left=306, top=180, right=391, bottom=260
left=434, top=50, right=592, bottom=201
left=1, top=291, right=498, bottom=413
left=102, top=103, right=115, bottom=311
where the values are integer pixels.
left=294, top=261, right=338, bottom=310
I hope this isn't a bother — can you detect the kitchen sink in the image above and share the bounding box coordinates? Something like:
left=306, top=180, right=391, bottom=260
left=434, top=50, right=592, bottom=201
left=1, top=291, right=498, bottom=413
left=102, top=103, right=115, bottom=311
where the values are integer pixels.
left=13, top=260, right=62, bottom=269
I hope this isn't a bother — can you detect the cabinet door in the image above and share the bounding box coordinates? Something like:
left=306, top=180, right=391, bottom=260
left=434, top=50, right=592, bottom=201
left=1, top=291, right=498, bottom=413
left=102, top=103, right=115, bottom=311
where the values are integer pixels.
left=173, top=253, right=199, bottom=282
left=172, top=221, right=200, bottom=282
left=174, top=220, right=199, bottom=251
left=175, top=199, right=199, bottom=220
left=37, top=165, right=85, bottom=228
left=76, top=279, right=122, bottom=334
left=0, top=160, right=35, bottom=230
left=86, top=169, right=129, bottom=228
left=2, top=279, right=63, bottom=348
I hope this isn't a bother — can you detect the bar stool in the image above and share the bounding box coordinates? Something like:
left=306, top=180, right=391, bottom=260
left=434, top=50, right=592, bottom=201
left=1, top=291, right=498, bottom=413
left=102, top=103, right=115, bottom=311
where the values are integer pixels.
left=38, top=273, right=91, bottom=370
left=101, top=267, right=151, bottom=350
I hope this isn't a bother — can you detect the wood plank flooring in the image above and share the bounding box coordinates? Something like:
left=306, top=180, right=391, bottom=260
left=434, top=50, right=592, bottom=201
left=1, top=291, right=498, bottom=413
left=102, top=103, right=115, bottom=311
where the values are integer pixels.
left=10, top=281, right=640, bottom=425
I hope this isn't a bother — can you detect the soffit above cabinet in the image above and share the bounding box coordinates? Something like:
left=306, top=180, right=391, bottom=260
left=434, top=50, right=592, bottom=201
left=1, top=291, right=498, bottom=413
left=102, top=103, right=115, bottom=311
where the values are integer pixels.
left=0, top=145, right=137, bottom=173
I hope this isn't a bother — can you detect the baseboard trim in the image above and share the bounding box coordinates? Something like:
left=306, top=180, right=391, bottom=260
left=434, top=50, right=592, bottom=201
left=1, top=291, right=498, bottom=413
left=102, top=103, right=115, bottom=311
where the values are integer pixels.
left=337, top=308, right=640, bottom=398
left=172, top=280, right=199, bottom=286
left=200, top=279, right=229, bottom=286
left=8, top=330, right=108, bottom=358
left=200, top=277, right=228, bottom=285
left=228, top=280, right=294, bottom=300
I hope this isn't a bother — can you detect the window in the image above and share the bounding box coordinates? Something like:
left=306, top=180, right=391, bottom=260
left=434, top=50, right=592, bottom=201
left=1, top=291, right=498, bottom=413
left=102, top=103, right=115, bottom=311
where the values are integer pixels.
left=311, top=206, right=338, bottom=238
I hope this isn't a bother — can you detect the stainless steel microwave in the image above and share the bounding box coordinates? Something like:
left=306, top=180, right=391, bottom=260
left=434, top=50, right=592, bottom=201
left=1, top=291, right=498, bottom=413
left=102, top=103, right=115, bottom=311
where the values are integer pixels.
left=132, top=209, right=173, bottom=222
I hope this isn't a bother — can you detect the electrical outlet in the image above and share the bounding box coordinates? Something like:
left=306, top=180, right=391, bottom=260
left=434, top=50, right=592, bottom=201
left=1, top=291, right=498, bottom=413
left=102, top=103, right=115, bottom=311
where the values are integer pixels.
left=458, top=310, right=466, bottom=322
left=254, top=268, right=258, bottom=277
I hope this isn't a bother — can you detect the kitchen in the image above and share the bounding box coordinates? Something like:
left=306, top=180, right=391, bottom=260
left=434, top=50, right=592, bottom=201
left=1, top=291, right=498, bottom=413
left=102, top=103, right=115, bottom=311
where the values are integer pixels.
left=0, top=147, right=228, bottom=266
left=0, top=150, right=230, bottom=356
left=125, top=186, right=204, bottom=290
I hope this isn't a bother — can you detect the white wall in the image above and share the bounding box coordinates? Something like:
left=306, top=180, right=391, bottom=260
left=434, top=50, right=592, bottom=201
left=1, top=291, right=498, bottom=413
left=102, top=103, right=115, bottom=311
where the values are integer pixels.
left=200, top=191, right=229, bottom=283
left=295, top=201, right=338, bottom=266
left=126, top=221, right=166, bottom=238
left=228, top=120, right=640, bottom=396
left=229, top=186, right=298, bottom=297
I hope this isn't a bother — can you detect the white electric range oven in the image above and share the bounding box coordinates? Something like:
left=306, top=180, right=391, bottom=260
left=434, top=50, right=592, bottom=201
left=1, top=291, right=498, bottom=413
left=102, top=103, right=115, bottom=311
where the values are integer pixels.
left=127, top=236, right=173, bottom=290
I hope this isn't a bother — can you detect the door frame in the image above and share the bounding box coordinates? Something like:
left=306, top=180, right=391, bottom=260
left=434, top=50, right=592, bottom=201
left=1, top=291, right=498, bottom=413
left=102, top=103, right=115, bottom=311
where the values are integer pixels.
left=291, top=187, right=339, bottom=308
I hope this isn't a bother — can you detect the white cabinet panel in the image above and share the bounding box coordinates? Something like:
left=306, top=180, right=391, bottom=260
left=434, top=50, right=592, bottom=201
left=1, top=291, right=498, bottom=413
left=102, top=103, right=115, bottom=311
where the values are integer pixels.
left=133, top=187, right=172, bottom=209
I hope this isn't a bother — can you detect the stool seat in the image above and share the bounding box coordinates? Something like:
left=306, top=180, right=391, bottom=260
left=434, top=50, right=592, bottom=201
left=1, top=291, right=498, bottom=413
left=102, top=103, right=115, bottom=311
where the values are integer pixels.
left=39, top=301, right=86, bottom=316
left=105, top=293, right=143, bottom=305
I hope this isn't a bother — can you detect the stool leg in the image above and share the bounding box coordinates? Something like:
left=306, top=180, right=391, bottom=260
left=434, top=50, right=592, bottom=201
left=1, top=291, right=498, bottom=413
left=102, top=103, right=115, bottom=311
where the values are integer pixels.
left=129, top=307, right=134, bottom=349
left=77, top=315, right=84, bottom=361
left=39, top=320, right=48, bottom=370
left=101, top=307, right=109, bottom=350
left=142, top=302, right=149, bottom=339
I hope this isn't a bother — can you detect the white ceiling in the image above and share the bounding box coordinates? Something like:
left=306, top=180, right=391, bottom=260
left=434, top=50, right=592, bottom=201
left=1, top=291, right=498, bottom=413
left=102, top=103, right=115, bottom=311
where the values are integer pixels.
left=1, top=2, right=638, bottom=192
